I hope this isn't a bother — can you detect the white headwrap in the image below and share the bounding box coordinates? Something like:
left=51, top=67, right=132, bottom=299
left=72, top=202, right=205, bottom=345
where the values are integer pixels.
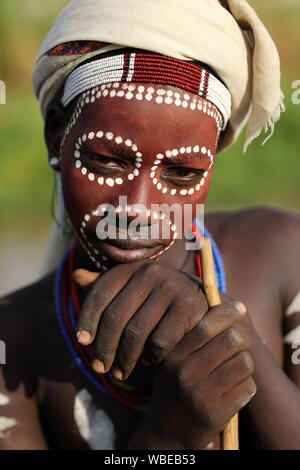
left=32, top=0, right=284, bottom=153
left=32, top=0, right=285, bottom=274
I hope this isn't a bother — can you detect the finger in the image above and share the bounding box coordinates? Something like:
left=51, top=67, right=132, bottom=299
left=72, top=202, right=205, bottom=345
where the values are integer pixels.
left=112, top=285, right=173, bottom=380
left=73, top=269, right=100, bottom=290
left=172, top=324, right=250, bottom=381
left=219, top=376, right=257, bottom=421
left=204, top=351, right=255, bottom=400
left=140, top=290, right=206, bottom=367
left=91, top=262, right=166, bottom=374
left=165, top=299, right=242, bottom=364
left=76, top=261, right=146, bottom=345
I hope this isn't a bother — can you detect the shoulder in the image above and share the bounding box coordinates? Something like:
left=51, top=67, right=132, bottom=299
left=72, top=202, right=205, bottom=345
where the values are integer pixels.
left=207, top=207, right=300, bottom=308
left=0, top=273, right=56, bottom=362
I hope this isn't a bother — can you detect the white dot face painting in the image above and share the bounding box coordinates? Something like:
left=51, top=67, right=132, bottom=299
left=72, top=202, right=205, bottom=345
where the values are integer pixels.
left=59, top=81, right=220, bottom=267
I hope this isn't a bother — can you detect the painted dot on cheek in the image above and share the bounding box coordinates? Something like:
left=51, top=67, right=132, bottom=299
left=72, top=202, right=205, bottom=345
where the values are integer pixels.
left=88, top=132, right=95, bottom=140
left=82, top=134, right=87, bottom=142
left=188, top=188, right=194, bottom=195
left=133, top=169, right=139, bottom=176
left=98, top=177, right=104, bottom=185
left=180, top=189, right=188, bottom=196
left=132, top=144, right=138, bottom=152
left=157, top=183, right=162, bottom=190
left=171, top=189, right=177, bottom=195
left=81, top=167, right=87, bottom=175
left=88, top=173, right=95, bottom=181
left=128, top=174, right=134, bottom=180
left=75, top=160, right=81, bottom=168
left=74, top=150, right=80, bottom=158
left=115, top=178, right=123, bottom=185
left=153, top=178, right=158, bottom=184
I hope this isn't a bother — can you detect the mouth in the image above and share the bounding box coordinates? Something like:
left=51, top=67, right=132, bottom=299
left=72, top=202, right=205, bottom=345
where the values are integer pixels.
left=89, top=233, right=166, bottom=263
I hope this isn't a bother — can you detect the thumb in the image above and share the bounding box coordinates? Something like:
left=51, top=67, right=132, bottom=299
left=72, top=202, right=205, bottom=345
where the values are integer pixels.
left=73, top=268, right=100, bottom=291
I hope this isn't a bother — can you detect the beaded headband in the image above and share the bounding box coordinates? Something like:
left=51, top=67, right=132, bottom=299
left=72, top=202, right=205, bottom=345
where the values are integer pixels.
left=61, top=52, right=231, bottom=130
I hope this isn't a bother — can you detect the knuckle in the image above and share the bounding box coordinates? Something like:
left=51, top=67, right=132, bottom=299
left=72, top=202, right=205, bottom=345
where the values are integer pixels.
left=221, top=326, right=245, bottom=352
left=235, top=351, right=255, bottom=375
left=122, top=324, right=144, bottom=343
left=101, top=306, right=121, bottom=329
left=160, top=278, right=175, bottom=295
left=140, top=261, right=161, bottom=277
left=145, top=335, right=169, bottom=363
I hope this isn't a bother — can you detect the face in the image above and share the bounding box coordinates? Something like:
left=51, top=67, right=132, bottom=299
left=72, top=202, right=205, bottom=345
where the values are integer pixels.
left=59, top=82, right=221, bottom=267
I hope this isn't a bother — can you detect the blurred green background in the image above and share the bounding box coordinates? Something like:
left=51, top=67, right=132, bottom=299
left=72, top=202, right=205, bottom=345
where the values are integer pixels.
left=0, top=0, right=299, bottom=294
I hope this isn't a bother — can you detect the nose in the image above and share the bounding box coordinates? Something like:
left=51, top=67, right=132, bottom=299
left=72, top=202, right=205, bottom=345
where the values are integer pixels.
left=110, top=172, right=164, bottom=225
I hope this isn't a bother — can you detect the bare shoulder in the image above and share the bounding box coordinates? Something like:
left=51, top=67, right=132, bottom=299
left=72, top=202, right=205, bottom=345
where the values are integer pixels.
left=0, top=273, right=56, bottom=353
left=207, top=206, right=300, bottom=307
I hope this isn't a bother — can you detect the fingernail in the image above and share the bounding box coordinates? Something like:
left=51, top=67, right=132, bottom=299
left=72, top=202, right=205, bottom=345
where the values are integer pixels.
left=235, top=301, right=247, bottom=316
left=77, top=330, right=91, bottom=345
left=113, top=368, right=123, bottom=380
left=92, top=359, right=105, bottom=374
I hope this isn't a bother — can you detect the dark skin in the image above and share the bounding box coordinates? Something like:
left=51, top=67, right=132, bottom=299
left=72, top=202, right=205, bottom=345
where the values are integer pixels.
left=0, top=82, right=300, bottom=450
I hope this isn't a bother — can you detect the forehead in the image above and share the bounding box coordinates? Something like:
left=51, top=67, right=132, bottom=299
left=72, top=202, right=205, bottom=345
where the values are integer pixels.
left=67, top=82, right=221, bottom=151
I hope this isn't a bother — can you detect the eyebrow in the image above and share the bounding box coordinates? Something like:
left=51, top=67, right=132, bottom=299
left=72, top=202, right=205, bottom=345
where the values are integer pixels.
left=85, top=137, right=137, bottom=160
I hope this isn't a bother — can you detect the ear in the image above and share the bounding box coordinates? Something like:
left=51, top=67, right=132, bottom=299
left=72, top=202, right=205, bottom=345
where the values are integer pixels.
left=44, top=100, right=69, bottom=161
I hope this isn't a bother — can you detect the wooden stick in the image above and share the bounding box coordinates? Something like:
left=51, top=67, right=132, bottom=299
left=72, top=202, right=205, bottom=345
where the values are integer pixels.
left=199, top=237, right=239, bottom=451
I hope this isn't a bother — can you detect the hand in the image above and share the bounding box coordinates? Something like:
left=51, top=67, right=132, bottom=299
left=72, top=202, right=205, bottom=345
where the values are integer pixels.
left=74, top=261, right=256, bottom=448
left=140, top=299, right=256, bottom=449
left=74, top=260, right=212, bottom=377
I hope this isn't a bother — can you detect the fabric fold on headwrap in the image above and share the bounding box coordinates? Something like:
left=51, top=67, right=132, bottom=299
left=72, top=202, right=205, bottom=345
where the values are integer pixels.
left=32, top=0, right=284, bottom=154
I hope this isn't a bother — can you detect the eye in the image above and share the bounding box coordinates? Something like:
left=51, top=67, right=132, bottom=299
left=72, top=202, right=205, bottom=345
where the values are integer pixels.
left=161, top=167, right=204, bottom=187
left=82, top=153, right=126, bottom=175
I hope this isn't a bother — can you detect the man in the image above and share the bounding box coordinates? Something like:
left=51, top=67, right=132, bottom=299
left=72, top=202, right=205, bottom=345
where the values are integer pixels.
left=0, top=0, right=299, bottom=450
